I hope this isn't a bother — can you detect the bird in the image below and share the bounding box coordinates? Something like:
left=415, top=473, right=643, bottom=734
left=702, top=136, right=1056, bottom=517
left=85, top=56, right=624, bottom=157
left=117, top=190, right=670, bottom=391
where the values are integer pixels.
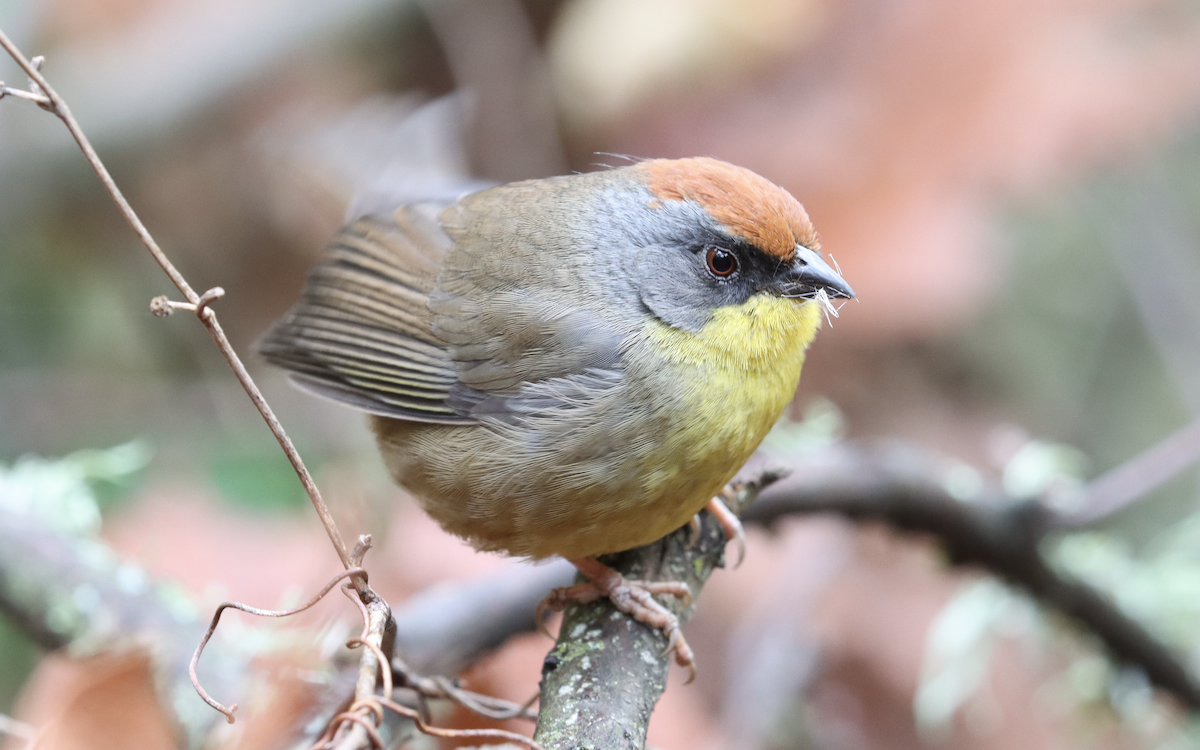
left=258, top=156, right=853, bottom=676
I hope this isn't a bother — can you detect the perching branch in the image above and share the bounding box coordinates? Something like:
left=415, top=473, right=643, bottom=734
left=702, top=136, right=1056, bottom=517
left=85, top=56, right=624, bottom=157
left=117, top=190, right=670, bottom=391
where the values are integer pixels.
left=532, top=526, right=720, bottom=750
left=532, top=474, right=777, bottom=750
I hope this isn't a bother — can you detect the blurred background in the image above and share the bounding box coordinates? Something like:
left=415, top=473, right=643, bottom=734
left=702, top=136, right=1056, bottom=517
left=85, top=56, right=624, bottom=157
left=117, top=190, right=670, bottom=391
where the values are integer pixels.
left=3, top=0, right=1200, bottom=747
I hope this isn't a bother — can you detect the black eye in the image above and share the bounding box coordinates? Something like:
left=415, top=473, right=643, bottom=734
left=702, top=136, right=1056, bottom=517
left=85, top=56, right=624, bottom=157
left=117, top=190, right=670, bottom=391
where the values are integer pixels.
left=705, top=248, right=738, bottom=278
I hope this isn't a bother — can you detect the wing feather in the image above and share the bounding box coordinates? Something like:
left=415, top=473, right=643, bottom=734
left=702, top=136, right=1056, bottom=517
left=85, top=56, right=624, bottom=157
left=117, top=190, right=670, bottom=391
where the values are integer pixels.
left=258, top=208, right=473, bottom=423
left=261, top=186, right=631, bottom=426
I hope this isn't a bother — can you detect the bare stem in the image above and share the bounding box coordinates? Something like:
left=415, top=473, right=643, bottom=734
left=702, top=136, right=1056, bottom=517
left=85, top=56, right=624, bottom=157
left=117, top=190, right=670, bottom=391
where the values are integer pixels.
left=190, top=567, right=369, bottom=723
left=0, top=25, right=355, bottom=577
left=0, top=28, right=381, bottom=740
left=1055, top=417, right=1200, bottom=529
left=328, top=592, right=392, bottom=750
left=0, top=28, right=196, bottom=302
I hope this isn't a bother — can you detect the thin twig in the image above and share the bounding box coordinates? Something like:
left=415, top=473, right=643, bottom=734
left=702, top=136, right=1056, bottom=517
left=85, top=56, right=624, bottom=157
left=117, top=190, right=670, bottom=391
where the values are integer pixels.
left=392, top=664, right=540, bottom=723
left=0, top=30, right=195, bottom=298
left=0, top=26, right=355, bottom=578
left=430, top=677, right=539, bottom=722
left=377, top=696, right=543, bottom=750
left=324, top=592, right=392, bottom=750
left=0, top=83, right=49, bottom=105
left=347, top=637, right=394, bottom=700
left=348, top=534, right=374, bottom=567
left=0, top=33, right=399, bottom=743
left=326, top=711, right=384, bottom=750
left=1054, top=417, right=1200, bottom=529
left=190, top=567, right=367, bottom=722
left=341, top=584, right=373, bottom=644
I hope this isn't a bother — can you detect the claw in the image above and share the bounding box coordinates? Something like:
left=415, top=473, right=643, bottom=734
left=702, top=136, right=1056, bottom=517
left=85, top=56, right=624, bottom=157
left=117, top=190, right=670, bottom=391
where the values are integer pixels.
left=549, top=557, right=698, bottom=679
left=661, top=625, right=680, bottom=657
left=676, top=641, right=697, bottom=685
left=534, top=598, right=555, bottom=639
left=643, top=581, right=691, bottom=605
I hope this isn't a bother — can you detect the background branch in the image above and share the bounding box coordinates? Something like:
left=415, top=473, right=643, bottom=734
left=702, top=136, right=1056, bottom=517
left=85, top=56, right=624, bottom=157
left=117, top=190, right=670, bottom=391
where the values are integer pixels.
left=4, top=437, right=1199, bottom=746
left=392, top=561, right=574, bottom=678
left=0, top=508, right=237, bottom=747
left=745, top=441, right=1200, bottom=711
left=1055, top=417, right=1200, bottom=528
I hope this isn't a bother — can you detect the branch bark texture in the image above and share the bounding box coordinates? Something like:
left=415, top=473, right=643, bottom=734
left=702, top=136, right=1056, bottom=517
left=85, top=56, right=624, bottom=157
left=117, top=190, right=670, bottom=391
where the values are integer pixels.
left=533, top=508, right=730, bottom=750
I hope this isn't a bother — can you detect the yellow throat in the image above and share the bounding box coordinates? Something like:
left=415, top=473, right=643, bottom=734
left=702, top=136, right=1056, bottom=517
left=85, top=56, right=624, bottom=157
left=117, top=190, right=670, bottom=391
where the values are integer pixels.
left=645, top=293, right=822, bottom=469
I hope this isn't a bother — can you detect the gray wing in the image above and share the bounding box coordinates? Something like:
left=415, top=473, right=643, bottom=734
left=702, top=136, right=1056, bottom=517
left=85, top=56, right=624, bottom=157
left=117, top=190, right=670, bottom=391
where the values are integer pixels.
left=429, top=187, right=628, bottom=422
left=258, top=205, right=471, bottom=424
left=260, top=196, right=628, bottom=424
left=439, top=299, right=627, bottom=422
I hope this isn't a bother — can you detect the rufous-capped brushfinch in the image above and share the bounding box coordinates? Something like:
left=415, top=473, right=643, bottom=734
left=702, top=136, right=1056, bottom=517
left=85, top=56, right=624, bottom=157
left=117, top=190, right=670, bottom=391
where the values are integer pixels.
left=260, top=156, right=853, bottom=675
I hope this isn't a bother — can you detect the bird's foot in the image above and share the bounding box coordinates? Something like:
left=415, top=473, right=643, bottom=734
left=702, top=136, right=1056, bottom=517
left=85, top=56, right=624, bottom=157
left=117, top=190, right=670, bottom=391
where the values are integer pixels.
left=537, top=557, right=696, bottom=682
left=706, top=493, right=746, bottom=568
left=685, top=492, right=747, bottom=565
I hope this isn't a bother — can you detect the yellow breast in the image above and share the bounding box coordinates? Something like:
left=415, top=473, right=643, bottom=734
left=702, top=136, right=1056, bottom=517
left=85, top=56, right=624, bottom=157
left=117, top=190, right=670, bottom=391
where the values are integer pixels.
left=647, top=293, right=820, bottom=430
left=638, top=293, right=821, bottom=508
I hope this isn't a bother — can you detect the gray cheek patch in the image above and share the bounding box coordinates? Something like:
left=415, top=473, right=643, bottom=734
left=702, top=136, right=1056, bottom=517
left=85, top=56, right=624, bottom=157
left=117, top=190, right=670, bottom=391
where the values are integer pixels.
left=612, top=193, right=765, bottom=332
left=633, top=242, right=766, bottom=333
left=634, top=247, right=716, bottom=333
